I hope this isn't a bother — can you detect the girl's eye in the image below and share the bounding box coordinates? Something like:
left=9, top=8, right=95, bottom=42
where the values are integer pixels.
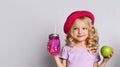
left=82, top=28, right=88, bottom=30
left=73, top=28, right=79, bottom=30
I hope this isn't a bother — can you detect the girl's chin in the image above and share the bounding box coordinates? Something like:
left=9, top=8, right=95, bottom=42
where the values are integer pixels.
left=75, top=38, right=86, bottom=42
left=73, top=39, right=85, bottom=42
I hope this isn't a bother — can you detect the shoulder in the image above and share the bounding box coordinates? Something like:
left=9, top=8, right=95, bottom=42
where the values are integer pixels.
left=61, top=45, right=74, bottom=52
left=62, top=45, right=73, bottom=50
left=95, top=49, right=100, bottom=55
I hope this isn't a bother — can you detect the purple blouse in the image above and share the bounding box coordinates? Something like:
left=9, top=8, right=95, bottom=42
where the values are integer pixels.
left=60, top=45, right=101, bottom=67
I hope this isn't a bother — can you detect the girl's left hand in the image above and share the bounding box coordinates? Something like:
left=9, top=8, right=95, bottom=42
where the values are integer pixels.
left=103, top=48, right=114, bottom=62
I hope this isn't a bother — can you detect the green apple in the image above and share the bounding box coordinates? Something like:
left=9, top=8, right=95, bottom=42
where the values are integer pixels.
left=101, top=46, right=112, bottom=57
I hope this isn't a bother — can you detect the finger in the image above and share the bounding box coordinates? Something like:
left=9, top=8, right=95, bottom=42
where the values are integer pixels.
left=111, top=48, right=113, bottom=52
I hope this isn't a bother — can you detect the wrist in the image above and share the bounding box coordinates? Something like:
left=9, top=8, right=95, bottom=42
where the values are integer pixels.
left=101, top=58, right=108, bottom=65
left=103, top=59, right=107, bottom=63
left=53, top=55, right=59, bottom=59
left=100, top=59, right=107, bottom=67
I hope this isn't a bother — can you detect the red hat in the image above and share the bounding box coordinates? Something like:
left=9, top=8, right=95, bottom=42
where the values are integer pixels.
left=63, top=10, right=95, bottom=34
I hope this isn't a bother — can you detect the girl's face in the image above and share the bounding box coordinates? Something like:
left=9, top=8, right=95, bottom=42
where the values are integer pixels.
left=70, top=18, right=89, bottom=42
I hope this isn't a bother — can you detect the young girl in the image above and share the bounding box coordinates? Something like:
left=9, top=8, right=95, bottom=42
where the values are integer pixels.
left=52, top=10, right=113, bottom=67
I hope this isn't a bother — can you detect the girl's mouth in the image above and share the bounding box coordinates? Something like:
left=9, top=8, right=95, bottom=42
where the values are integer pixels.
left=77, top=35, right=85, bottom=37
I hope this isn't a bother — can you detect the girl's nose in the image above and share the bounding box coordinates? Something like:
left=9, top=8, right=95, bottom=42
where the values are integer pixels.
left=78, top=29, right=81, bottom=34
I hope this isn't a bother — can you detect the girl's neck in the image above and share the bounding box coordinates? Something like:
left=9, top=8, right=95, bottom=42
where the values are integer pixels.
left=73, top=41, right=86, bottom=48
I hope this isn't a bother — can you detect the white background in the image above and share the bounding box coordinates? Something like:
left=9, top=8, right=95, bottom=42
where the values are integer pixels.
left=0, top=0, right=120, bottom=67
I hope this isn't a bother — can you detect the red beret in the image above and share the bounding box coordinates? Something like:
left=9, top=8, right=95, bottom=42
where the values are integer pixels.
left=63, top=10, right=95, bottom=34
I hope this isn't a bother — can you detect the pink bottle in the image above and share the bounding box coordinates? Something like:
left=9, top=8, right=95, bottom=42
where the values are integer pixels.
left=47, top=34, right=60, bottom=56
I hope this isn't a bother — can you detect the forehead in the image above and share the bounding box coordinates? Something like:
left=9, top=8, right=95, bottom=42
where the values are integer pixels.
left=72, top=18, right=88, bottom=27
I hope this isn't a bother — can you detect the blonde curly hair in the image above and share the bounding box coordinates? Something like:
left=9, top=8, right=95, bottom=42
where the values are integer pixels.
left=65, top=16, right=99, bottom=54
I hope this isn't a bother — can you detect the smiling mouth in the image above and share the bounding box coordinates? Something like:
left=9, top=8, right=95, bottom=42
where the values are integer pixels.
left=77, top=35, right=85, bottom=37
